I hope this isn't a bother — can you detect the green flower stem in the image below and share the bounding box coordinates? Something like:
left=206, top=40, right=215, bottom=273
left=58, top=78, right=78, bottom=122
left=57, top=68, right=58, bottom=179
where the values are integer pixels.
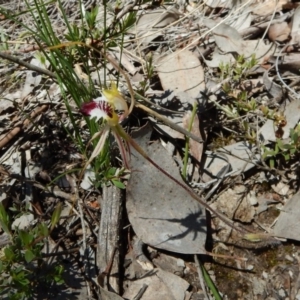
left=182, top=102, right=198, bottom=180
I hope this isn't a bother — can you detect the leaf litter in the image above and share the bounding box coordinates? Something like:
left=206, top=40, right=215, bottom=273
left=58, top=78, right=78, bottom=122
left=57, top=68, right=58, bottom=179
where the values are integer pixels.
left=2, top=0, right=300, bottom=299
left=127, top=123, right=206, bottom=254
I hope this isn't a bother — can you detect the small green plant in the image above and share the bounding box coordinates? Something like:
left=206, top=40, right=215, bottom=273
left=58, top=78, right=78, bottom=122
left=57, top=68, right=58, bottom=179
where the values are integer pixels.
left=104, top=167, right=127, bottom=189
left=94, top=166, right=127, bottom=189
left=139, top=53, right=155, bottom=96
left=0, top=203, right=64, bottom=299
left=262, top=124, right=300, bottom=168
left=215, top=53, right=300, bottom=172
left=220, top=54, right=257, bottom=82
left=218, top=54, right=258, bottom=116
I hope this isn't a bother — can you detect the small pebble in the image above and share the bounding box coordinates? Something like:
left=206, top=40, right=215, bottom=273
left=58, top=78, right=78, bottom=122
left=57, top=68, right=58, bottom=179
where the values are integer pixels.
left=278, top=288, right=285, bottom=297
left=176, top=258, right=185, bottom=268
left=262, top=271, right=268, bottom=279
left=285, top=254, right=294, bottom=262
left=247, top=191, right=258, bottom=205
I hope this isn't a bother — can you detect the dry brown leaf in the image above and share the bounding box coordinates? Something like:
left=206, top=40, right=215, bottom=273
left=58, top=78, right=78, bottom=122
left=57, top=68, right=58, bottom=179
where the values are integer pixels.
left=123, top=268, right=189, bottom=300
left=204, top=0, right=233, bottom=8
left=214, top=186, right=256, bottom=223
left=273, top=192, right=300, bottom=241
left=99, top=287, right=124, bottom=300
left=133, top=8, right=181, bottom=46
left=268, top=22, right=291, bottom=42
left=110, top=49, right=137, bottom=75
left=259, top=98, right=300, bottom=142
left=241, top=79, right=264, bottom=95
left=290, top=6, right=300, bottom=44
left=157, top=50, right=205, bottom=98
left=263, top=71, right=283, bottom=99
left=203, top=18, right=275, bottom=63
left=205, top=50, right=235, bottom=68
left=251, top=0, right=289, bottom=16
left=204, top=141, right=259, bottom=180
left=231, top=10, right=252, bottom=32
left=0, top=98, right=15, bottom=114
left=21, top=58, right=49, bottom=98
left=280, top=52, right=300, bottom=73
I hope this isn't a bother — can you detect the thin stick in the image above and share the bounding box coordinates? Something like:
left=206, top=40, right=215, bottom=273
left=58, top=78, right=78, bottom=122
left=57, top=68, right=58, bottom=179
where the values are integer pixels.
left=205, top=251, right=247, bottom=262
left=0, top=105, right=49, bottom=150
left=0, top=52, right=56, bottom=78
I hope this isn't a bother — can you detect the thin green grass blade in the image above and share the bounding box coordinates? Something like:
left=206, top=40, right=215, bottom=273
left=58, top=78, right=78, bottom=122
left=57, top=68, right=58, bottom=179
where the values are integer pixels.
left=200, top=260, right=222, bottom=300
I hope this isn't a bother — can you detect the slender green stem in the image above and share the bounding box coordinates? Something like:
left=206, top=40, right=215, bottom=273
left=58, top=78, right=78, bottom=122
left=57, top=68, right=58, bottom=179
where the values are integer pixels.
left=182, top=102, right=198, bottom=180
left=103, top=0, right=107, bottom=85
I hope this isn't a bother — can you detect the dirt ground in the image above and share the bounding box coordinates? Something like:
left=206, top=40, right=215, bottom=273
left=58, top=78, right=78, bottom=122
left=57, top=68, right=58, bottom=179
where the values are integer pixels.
left=1, top=0, right=300, bottom=299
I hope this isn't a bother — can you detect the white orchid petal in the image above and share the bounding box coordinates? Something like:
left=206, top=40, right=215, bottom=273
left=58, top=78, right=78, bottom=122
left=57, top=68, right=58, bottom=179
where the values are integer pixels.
left=81, top=98, right=115, bottom=122
left=89, top=108, right=109, bottom=121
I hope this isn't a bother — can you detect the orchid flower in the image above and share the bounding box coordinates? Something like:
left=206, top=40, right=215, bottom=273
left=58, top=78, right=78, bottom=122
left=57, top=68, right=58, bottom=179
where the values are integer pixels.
left=80, top=83, right=131, bottom=175
left=80, top=85, right=269, bottom=245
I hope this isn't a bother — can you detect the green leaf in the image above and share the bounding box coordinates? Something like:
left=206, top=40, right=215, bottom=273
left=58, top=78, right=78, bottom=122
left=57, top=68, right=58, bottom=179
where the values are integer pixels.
left=18, top=230, right=34, bottom=247
left=38, top=223, right=49, bottom=237
left=270, top=158, right=275, bottom=169
left=291, top=130, right=299, bottom=144
left=121, top=11, right=137, bottom=31
left=282, top=143, right=292, bottom=150
left=0, top=203, right=10, bottom=235
left=111, top=179, right=125, bottom=189
left=24, top=250, right=35, bottom=263
left=54, top=275, right=64, bottom=285
left=55, top=264, right=64, bottom=275
left=13, top=270, right=30, bottom=286
left=50, top=202, right=62, bottom=231
left=262, top=149, right=276, bottom=159
left=107, top=167, right=117, bottom=177
left=282, top=153, right=290, bottom=161
left=4, top=246, right=15, bottom=262
left=85, top=6, right=99, bottom=29
left=200, top=259, right=222, bottom=300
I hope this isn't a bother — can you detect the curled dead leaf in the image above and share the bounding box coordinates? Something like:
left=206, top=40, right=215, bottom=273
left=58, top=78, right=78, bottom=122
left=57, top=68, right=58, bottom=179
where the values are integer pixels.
left=268, top=22, right=291, bottom=42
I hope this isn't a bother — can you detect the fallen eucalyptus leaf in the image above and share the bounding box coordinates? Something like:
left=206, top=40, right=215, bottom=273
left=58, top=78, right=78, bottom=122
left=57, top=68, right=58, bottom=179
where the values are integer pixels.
left=268, top=22, right=291, bottom=42
left=21, top=58, right=49, bottom=98
left=263, top=71, right=283, bottom=99
left=123, top=268, right=189, bottom=300
left=203, top=18, right=275, bottom=63
left=127, top=123, right=206, bottom=254
left=133, top=8, right=180, bottom=46
left=100, top=287, right=124, bottom=300
left=290, top=6, right=300, bottom=44
left=12, top=213, right=34, bottom=230
left=157, top=49, right=205, bottom=99
left=273, top=192, right=300, bottom=241
left=259, top=98, right=300, bottom=142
